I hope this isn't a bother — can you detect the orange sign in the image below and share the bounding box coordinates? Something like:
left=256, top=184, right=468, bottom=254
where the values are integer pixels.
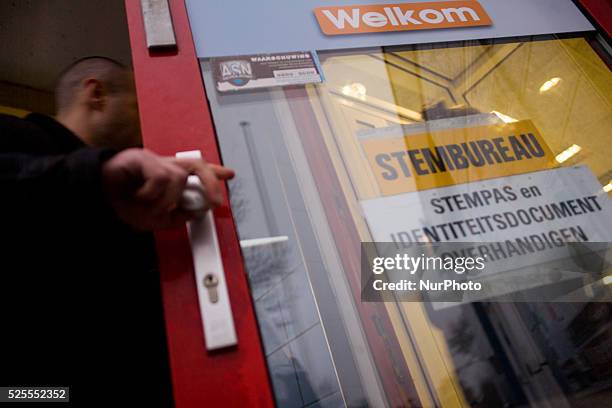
left=361, top=120, right=557, bottom=196
left=314, top=1, right=492, bottom=36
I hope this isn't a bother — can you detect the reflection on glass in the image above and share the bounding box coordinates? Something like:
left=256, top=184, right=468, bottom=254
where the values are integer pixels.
left=202, top=34, right=612, bottom=407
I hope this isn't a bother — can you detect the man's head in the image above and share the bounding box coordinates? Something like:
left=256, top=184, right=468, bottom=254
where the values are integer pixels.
left=55, top=57, right=141, bottom=150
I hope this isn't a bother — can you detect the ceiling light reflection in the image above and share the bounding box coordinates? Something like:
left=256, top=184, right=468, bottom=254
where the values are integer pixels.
left=540, top=77, right=562, bottom=93
left=341, top=83, right=367, bottom=101
left=555, top=144, right=582, bottom=163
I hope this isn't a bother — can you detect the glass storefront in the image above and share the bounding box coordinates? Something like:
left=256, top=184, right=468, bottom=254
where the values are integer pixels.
left=199, top=33, right=611, bottom=407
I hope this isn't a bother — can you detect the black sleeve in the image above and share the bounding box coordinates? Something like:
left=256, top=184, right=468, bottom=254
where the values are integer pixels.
left=0, top=148, right=117, bottom=220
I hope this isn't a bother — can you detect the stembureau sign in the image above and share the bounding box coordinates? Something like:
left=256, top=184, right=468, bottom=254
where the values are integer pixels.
left=359, top=118, right=612, bottom=289
left=361, top=120, right=557, bottom=195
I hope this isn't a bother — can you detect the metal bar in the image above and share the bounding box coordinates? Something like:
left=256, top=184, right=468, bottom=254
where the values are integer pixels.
left=141, top=0, right=177, bottom=51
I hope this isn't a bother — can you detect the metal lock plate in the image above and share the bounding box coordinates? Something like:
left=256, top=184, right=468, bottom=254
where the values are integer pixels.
left=203, top=273, right=219, bottom=303
left=177, top=150, right=238, bottom=351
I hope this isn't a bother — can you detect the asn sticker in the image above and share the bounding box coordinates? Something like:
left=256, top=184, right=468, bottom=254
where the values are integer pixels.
left=213, top=51, right=322, bottom=92
left=314, top=1, right=492, bottom=36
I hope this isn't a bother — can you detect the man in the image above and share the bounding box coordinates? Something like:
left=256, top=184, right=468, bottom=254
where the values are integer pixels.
left=0, top=57, right=234, bottom=405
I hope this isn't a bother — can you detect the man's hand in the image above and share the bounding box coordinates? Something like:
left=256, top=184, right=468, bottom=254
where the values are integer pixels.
left=102, top=148, right=234, bottom=230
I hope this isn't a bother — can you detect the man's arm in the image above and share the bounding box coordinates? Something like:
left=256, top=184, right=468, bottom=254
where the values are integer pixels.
left=0, top=147, right=234, bottom=231
left=101, top=148, right=234, bottom=230
left=0, top=148, right=116, bottom=219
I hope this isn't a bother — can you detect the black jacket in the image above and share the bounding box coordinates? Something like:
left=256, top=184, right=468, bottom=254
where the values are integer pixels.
left=0, top=113, right=173, bottom=406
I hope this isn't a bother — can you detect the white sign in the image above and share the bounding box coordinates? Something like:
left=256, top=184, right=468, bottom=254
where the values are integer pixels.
left=213, top=51, right=323, bottom=92
left=361, top=166, right=612, bottom=282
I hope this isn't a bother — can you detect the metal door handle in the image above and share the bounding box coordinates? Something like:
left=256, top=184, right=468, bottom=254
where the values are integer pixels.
left=176, top=150, right=238, bottom=350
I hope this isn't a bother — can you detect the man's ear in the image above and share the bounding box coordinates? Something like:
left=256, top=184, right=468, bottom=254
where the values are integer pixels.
left=83, top=78, right=106, bottom=111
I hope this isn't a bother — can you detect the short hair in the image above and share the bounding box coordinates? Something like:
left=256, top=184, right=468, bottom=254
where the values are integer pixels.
left=55, top=56, right=128, bottom=113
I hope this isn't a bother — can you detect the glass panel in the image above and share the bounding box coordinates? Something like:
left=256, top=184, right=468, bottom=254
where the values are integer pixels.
left=200, top=34, right=612, bottom=407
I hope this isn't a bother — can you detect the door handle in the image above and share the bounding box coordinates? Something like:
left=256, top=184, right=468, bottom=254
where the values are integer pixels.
left=176, top=150, right=238, bottom=350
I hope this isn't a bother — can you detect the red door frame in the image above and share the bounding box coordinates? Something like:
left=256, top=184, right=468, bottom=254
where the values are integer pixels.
left=576, top=0, right=612, bottom=39
left=125, top=1, right=274, bottom=407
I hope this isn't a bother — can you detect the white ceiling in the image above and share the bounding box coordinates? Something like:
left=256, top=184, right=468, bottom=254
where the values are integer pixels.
left=0, top=0, right=132, bottom=92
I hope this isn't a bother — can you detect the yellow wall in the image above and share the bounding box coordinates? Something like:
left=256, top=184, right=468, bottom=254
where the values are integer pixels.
left=0, top=104, right=29, bottom=117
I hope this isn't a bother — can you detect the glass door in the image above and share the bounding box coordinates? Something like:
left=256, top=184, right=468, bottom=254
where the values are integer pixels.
left=129, top=0, right=612, bottom=406
left=200, top=33, right=612, bottom=408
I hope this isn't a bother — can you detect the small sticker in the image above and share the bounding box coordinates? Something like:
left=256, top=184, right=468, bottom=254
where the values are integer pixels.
left=213, top=51, right=323, bottom=92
